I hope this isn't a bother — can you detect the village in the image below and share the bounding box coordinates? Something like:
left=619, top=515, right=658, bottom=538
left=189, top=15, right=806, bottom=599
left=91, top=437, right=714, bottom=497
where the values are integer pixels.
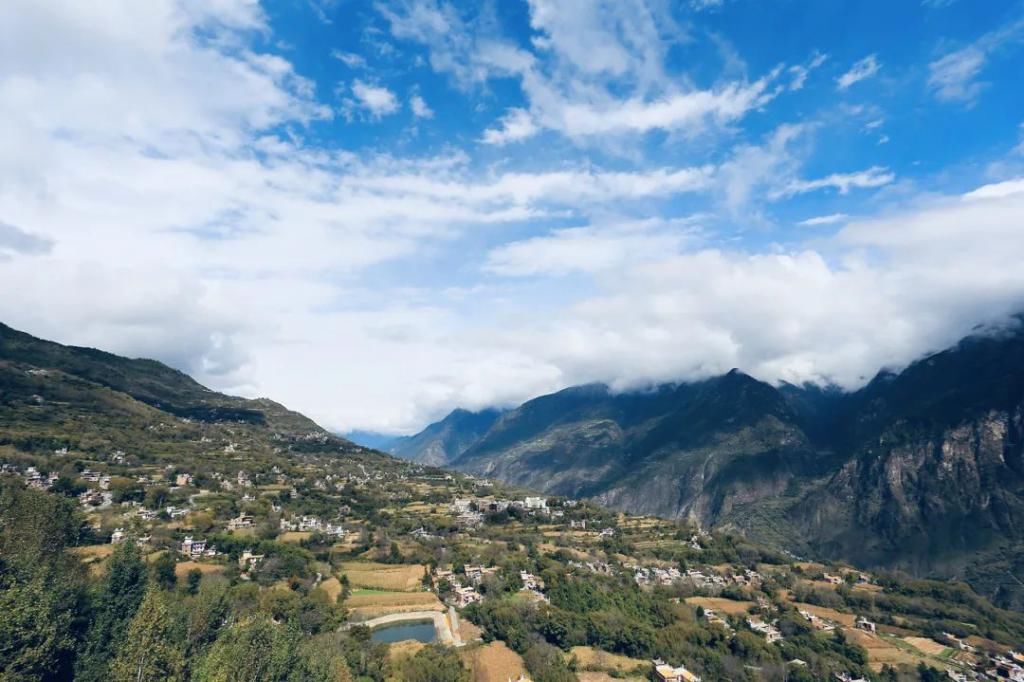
left=4, top=441, right=1024, bottom=682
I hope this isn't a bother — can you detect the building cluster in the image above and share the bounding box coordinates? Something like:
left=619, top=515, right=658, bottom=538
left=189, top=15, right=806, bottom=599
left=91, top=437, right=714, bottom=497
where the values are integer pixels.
left=747, top=618, right=783, bottom=643
left=278, top=515, right=345, bottom=537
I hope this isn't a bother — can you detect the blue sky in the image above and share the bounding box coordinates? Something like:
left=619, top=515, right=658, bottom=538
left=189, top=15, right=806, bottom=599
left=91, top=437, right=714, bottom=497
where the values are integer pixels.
left=1, top=0, right=1024, bottom=433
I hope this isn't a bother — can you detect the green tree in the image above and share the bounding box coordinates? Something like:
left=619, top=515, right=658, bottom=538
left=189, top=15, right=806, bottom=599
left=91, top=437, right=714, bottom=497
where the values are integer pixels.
left=186, top=568, right=203, bottom=595
left=152, top=551, right=177, bottom=590
left=49, top=476, right=86, bottom=498
left=393, top=645, right=468, bottom=682
left=193, top=618, right=297, bottom=682
left=290, top=633, right=353, bottom=682
left=76, top=541, right=149, bottom=681
left=0, top=483, right=85, bottom=681
left=109, top=587, right=183, bottom=682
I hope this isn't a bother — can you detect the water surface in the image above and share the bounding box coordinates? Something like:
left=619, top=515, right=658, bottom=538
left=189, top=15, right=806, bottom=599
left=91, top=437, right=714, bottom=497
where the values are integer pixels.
left=369, top=620, right=437, bottom=644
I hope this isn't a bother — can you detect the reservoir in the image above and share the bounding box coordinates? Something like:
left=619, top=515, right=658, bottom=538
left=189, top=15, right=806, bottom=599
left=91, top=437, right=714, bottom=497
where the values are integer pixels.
left=369, top=620, right=437, bottom=644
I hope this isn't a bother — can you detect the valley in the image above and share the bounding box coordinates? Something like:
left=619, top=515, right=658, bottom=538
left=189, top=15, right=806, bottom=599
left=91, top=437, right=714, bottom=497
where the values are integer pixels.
left=3, top=322, right=1024, bottom=681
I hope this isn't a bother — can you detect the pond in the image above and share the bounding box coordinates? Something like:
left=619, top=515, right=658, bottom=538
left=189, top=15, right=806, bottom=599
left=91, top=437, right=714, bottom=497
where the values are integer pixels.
left=369, top=620, right=437, bottom=644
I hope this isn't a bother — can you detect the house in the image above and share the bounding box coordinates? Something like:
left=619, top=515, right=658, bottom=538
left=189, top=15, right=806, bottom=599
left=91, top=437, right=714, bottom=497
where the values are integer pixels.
left=110, top=528, right=126, bottom=544
left=451, top=498, right=474, bottom=514
left=942, top=633, right=975, bottom=652
left=855, top=616, right=876, bottom=633
left=598, top=527, right=616, bottom=538
left=463, top=565, right=499, bottom=585
left=520, top=571, right=544, bottom=591
left=652, top=659, right=701, bottom=682
left=800, top=609, right=836, bottom=632
left=239, top=550, right=264, bottom=571
left=523, top=496, right=548, bottom=511
left=748, top=618, right=783, bottom=643
left=456, top=511, right=484, bottom=527
left=180, top=536, right=206, bottom=558
left=453, top=585, right=482, bottom=607
left=702, top=608, right=732, bottom=631
left=175, top=473, right=193, bottom=487
left=823, top=572, right=844, bottom=586
left=228, top=514, right=254, bottom=530
left=410, top=527, right=436, bottom=540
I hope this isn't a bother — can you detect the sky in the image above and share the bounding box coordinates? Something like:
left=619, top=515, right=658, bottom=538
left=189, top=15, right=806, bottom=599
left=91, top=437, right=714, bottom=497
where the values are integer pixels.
left=2, top=0, right=1024, bottom=435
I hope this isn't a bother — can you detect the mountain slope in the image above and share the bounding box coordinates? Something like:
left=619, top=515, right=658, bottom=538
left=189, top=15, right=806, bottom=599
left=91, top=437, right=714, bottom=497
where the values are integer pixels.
left=0, top=322, right=373, bottom=464
left=451, top=371, right=832, bottom=523
left=790, top=327, right=1024, bottom=605
left=389, top=407, right=503, bottom=466
left=394, top=321, right=1024, bottom=607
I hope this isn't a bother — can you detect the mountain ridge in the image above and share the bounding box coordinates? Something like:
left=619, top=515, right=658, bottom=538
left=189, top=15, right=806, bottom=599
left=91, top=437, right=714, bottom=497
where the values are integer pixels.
left=392, top=321, right=1024, bottom=607
left=0, top=322, right=372, bottom=463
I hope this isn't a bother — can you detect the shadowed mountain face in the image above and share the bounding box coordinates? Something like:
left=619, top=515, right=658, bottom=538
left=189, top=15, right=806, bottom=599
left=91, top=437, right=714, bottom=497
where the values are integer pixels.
left=388, top=408, right=504, bottom=466
left=393, top=322, right=1024, bottom=608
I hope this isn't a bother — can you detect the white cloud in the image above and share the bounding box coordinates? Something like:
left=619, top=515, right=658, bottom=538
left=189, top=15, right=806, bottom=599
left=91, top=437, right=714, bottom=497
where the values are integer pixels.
left=928, top=19, right=1024, bottom=104
left=788, top=52, right=827, bottom=90
left=961, top=177, right=1024, bottom=201
left=928, top=47, right=987, bottom=103
left=410, top=93, right=434, bottom=118
left=775, top=166, right=894, bottom=197
left=714, top=123, right=807, bottom=216
left=349, top=79, right=400, bottom=117
left=798, top=213, right=849, bottom=226
left=331, top=50, right=366, bottom=68
left=481, top=108, right=538, bottom=145
left=484, top=218, right=700, bottom=276
left=836, top=54, right=881, bottom=90
left=382, top=0, right=783, bottom=142
left=4, top=0, right=1024, bottom=437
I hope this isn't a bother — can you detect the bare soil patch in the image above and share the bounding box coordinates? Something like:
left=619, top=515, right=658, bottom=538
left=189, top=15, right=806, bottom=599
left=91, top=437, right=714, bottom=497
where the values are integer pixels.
left=340, top=561, right=427, bottom=591
left=686, top=596, right=755, bottom=615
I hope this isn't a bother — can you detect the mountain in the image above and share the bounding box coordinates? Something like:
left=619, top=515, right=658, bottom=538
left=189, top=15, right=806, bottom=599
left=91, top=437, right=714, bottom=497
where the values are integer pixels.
left=0, top=322, right=375, bottom=463
left=393, top=322, right=1024, bottom=607
left=389, top=407, right=503, bottom=466
left=451, top=371, right=833, bottom=523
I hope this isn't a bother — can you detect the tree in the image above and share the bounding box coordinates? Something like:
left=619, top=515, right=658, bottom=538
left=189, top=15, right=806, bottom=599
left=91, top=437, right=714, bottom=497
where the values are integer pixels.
left=109, top=587, right=183, bottom=682
left=0, top=483, right=85, bottom=681
left=291, top=633, right=353, bottom=682
left=393, top=645, right=468, bottom=682
left=49, top=476, right=86, bottom=498
left=523, top=642, right=575, bottom=682
left=186, top=568, right=203, bottom=595
left=143, top=486, right=169, bottom=510
left=193, top=618, right=297, bottom=682
left=152, top=551, right=177, bottom=590
left=76, top=541, right=149, bottom=681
